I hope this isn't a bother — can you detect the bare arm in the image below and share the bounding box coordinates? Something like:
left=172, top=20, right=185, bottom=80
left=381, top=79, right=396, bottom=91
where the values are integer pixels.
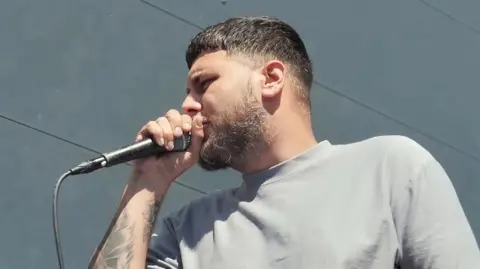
left=88, top=178, right=169, bottom=269
left=88, top=110, right=204, bottom=268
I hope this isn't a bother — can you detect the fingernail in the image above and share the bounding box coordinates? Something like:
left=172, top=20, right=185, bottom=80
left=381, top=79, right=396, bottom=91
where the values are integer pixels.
left=159, top=138, right=165, bottom=146
left=167, top=141, right=174, bottom=150
left=174, top=127, right=182, bottom=136
left=183, top=122, right=191, bottom=130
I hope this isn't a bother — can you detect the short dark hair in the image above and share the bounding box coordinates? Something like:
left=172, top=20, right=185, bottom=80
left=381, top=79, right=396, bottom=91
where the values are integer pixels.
left=185, top=16, right=313, bottom=107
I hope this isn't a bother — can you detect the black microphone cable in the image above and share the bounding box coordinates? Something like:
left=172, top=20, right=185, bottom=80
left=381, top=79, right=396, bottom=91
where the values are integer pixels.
left=52, top=170, right=73, bottom=269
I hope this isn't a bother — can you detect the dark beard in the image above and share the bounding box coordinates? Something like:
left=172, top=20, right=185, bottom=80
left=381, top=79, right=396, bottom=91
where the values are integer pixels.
left=198, top=89, right=268, bottom=171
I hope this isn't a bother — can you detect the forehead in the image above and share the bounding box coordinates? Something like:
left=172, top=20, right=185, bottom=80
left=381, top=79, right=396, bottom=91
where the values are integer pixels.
left=187, top=51, right=228, bottom=78
left=187, top=51, right=256, bottom=80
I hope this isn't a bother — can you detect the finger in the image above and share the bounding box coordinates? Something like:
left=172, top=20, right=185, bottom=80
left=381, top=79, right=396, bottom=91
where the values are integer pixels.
left=136, top=123, right=149, bottom=142
left=138, top=121, right=164, bottom=146
left=188, top=114, right=205, bottom=154
left=181, top=114, right=193, bottom=133
left=157, top=117, right=174, bottom=150
left=165, top=109, right=183, bottom=137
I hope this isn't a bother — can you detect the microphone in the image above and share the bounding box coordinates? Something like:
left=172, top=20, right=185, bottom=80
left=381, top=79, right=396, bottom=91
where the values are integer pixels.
left=69, top=133, right=191, bottom=175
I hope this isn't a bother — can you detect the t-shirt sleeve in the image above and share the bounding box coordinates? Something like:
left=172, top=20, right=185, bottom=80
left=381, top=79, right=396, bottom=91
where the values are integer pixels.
left=392, top=156, right=480, bottom=268
left=146, top=217, right=181, bottom=269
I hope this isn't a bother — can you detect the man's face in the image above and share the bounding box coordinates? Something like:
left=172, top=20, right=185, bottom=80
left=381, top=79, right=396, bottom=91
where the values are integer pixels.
left=183, top=51, right=269, bottom=171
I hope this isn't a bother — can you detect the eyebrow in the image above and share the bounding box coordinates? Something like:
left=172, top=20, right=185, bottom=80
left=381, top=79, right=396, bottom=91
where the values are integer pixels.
left=186, top=70, right=205, bottom=94
left=189, top=70, right=204, bottom=83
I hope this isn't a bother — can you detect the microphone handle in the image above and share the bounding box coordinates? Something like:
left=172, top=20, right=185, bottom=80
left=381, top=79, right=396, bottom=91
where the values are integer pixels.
left=69, top=133, right=191, bottom=175
left=104, top=133, right=191, bottom=167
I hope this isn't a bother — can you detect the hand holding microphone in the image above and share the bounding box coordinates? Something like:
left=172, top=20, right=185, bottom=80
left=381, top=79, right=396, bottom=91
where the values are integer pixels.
left=69, top=109, right=205, bottom=190
left=55, top=111, right=206, bottom=269
left=131, top=110, right=205, bottom=188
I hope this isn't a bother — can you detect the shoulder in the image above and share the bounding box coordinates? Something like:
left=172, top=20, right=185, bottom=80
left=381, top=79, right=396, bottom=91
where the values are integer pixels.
left=339, top=135, right=428, bottom=153
left=326, top=135, right=440, bottom=188
left=345, top=136, right=449, bottom=196
left=335, top=135, right=435, bottom=167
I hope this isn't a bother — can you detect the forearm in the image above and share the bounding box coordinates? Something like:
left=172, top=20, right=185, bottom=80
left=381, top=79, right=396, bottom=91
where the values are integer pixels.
left=88, top=178, right=169, bottom=269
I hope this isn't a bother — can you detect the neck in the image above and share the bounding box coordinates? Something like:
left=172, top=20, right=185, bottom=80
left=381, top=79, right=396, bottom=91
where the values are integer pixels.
left=234, top=114, right=318, bottom=175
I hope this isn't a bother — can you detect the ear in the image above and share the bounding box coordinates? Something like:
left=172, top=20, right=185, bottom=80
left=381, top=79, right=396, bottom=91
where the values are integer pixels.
left=261, top=60, right=286, bottom=99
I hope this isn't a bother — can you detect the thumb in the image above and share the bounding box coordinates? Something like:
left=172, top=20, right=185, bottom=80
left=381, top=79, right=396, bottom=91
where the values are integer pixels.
left=187, top=114, right=205, bottom=154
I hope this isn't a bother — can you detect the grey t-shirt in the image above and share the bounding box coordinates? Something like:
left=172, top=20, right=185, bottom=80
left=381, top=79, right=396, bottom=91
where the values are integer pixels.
left=147, top=135, right=480, bottom=269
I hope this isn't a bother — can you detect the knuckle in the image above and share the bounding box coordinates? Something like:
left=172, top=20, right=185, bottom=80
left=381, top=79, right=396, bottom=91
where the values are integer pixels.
left=155, top=116, right=166, bottom=123
left=157, top=117, right=170, bottom=129
left=158, top=112, right=183, bottom=140
left=166, top=110, right=182, bottom=123
left=141, top=121, right=156, bottom=133
left=166, top=109, right=180, bottom=118
left=161, top=123, right=173, bottom=135
left=159, top=118, right=170, bottom=128
left=182, top=114, right=193, bottom=122
left=164, top=132, right=174, bottom=140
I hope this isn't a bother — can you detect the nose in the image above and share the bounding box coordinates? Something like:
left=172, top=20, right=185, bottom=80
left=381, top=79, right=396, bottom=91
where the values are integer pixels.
left=182, top=93, right=202, bottom=117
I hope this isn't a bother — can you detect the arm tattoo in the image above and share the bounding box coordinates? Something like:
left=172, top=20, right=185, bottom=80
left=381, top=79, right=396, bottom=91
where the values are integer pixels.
left=143, top=198, right=163, bottom=243
left=91, top=211, right=135, bottom=269
left=89, top=194, right=164, bottom=269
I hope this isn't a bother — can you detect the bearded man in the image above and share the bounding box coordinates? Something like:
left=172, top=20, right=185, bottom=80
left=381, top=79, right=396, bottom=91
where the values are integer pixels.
left=88, top=16, right=480, bottom=269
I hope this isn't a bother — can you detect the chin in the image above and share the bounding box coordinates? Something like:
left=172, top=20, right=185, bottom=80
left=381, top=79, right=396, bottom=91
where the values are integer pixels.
left=198, top=138, right=231, bottom=171
left=197, top=157, right=230, bottom=171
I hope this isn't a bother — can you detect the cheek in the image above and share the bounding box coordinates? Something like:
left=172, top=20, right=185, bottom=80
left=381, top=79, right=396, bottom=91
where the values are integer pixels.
left=202, top=87, right=231, bottom=113
left=201, top=91, right=221, bottom=117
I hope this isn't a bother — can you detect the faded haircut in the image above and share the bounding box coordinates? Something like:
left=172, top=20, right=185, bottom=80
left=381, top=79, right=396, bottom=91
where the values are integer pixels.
left=185, top=16, right=313, bottom=107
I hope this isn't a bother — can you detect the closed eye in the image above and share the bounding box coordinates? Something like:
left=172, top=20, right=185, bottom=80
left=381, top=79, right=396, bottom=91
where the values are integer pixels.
left=199, top=78, right=214, bottom=91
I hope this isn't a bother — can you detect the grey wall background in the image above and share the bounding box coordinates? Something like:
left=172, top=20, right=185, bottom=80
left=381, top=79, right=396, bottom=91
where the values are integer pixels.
left=1, top=0, right=478, bottom=268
